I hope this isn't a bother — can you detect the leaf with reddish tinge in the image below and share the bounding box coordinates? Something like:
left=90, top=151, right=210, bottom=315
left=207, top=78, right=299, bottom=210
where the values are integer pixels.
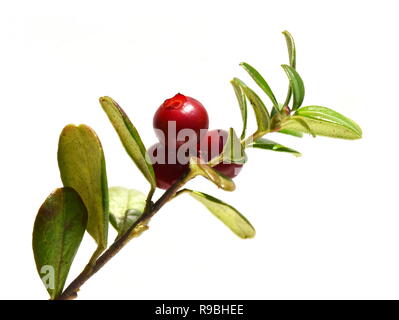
left=32, top=188, right=87, bottom=299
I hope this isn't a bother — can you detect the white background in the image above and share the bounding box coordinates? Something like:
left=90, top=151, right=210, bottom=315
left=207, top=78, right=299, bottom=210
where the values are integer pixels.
left=0, top=0, right=398, bottom=300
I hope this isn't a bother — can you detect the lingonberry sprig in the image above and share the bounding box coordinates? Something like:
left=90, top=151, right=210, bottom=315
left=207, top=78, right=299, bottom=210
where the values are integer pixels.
left=32, top=31, right=362, bottom=300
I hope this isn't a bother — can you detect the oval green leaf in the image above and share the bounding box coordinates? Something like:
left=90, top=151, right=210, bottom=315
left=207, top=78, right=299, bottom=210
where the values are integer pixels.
left=32, top=188, right=87, bottom=299
left=235, top=78, right=270, bottom=133
left=189, top=157, right=236, bottom=191
left=282, top=105, right=362, bottom=139
left=230, top=78, right=248, bottom=139
left=281, top=64, right=305, bottom=110
left=240, top=62, right=279, bottom=110
left=248, top=138, right=301, bottom=157
left=99, top=96, right=156, bottom=188
left=183, top=189, right=255, bottom=239
left=109, top=187, right=147, bottom=236
left=58, top=124, right=109, bottom=252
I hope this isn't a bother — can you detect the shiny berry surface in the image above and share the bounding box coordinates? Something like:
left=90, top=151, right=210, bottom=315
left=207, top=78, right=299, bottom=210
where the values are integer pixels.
left=199, top=129, right=243, bottom=179
left=153, top=93, right=209, bottom=147
left=148, top=142, right=190, bottom=189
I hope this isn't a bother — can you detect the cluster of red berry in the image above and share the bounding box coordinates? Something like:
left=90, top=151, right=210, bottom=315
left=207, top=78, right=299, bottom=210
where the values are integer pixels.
left=149, top=93, right=243, bottom=189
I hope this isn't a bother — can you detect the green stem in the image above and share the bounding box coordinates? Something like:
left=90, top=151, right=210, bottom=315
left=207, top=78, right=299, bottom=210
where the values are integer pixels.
left=242, top=130, right=271, bottom=148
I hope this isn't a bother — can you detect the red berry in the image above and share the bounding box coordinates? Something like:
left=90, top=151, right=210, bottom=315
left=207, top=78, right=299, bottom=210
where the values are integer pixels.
left=199, top=129, right=243, bottom=179
left=153, top=93, right=209, bottom=147
left=148, top=142, right=191, bottom=189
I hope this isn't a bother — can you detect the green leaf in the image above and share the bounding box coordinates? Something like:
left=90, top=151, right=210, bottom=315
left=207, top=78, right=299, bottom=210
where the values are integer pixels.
left=189, top=157, right=236, bottom=191
left=282, top=30, right=296, bottom=69
left=230, top=79, right=248, bottom=139
left=32, top=188, right=87, bottom=299
left=290, top=116, right=316, bottom=137
left=240, top=62, right=279, bottom=110
left=248, top=138, right=301, bottom=157
left=109, top=187, right=147, bottom=236
left=281, top=64, right=305, bottom=110
left=220, top=128, right=246, bottom=164
left=235, top=78, right=270, bottom=133
left=183, top=189, right=255, bottom=239
left=282, top=30, right=297, bottom=106
left=99, top=96, right=156, bottom=188
left=277, top=128, right=303, bottom=138
left=58, top=124, right=109, bottom=253
left=282, top=105, right=362, bottom=139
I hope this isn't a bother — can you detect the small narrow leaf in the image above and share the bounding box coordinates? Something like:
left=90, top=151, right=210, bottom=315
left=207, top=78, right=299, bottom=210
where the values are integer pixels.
left=249, top=138, right=301, bottom=157
left=282, top=30, right=297, bottom=106
left=184, top=189, right=255, bottom=239
left=220, top=128, right=246, bottom=164
left=281, top=64, right=305, bottom=110
left=235, top=78, right=270, bottom=133
left=240, top=62, right=279, bottom=109
left=282, top=106, right=362, bottom=139
left=109, top=187, right=147, bottom=236
left=282, top=30, right=296, bottom=69
left=230, top=79, right=248, bottom=139
left=99, top=96, right=156, bottom=188
left=189, top=157, right=235, bottom=191
left=58, top=124, right=109, bottom=252
left=32, top=188, right=87, bottom=299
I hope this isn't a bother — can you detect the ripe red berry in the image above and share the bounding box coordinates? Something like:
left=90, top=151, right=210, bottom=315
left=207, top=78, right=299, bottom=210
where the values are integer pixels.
left=199, top=129, right=243, bottom=179
left=148, top=142, right=191, bottom=189
left=153, top=93, right=209, bottom=147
